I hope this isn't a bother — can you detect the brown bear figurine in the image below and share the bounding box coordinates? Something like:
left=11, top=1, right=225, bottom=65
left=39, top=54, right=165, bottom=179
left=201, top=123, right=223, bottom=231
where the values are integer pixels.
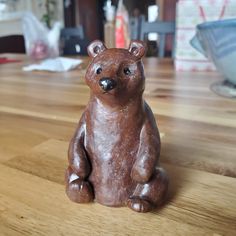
left=65, top=40, right=169, bottom=213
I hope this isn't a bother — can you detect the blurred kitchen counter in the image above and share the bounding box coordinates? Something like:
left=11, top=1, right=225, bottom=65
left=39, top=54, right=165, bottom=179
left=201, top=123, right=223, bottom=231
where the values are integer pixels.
left=0, top=54, right=235, bottom=235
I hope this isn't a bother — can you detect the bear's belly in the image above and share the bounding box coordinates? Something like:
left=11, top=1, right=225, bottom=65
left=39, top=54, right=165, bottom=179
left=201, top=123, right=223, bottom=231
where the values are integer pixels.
left=84, top=109, right=142, bottom=206
left=85, top=127, right=139, bottom=206
left=88, top=151, right=137, bottom=206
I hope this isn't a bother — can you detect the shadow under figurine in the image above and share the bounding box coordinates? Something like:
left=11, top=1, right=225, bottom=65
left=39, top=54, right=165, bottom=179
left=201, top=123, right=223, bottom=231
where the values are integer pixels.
left=65, top=40, right=169, bottom=213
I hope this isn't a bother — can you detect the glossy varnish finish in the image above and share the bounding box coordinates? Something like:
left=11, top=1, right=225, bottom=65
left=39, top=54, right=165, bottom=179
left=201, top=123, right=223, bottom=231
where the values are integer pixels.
left=0, top=53, right=236, bottom=235
left=65, top=41, right=168, bottom=212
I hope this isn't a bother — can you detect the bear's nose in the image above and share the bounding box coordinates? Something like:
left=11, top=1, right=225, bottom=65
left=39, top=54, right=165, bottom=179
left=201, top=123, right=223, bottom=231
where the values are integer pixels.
left=99, top=78, right=117, bottom=92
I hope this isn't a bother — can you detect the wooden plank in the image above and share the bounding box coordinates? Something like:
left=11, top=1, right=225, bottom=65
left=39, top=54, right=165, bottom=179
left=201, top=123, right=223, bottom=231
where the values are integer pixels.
left=1, top=104, right=235, bottom=178
left=1, top=54, right=236, bottom=235
left=0, top=113, right=76, bottom=163
left=1, top=56, right=235, bottom=129
left=5, top=139, right=68, bottom=184
left=0, top=81, right=235, bottom=176
left=3, top=109, right=236, bottom=177
left=1, top=162, right=235, bottom=236
left=3, top=139, right=236, bottom=235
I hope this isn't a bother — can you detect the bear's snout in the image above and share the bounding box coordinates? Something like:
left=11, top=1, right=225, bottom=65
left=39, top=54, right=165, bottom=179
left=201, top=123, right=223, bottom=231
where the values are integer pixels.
left=99, top=78, right=117, bottom=92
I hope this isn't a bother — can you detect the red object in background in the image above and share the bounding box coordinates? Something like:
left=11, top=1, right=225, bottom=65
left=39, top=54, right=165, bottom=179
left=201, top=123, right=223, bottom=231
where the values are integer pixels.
left=115, top=15, right=126, bottom=48
left=115, top=0, right=130, bottom=48
left=0, top=57, right=22, bottom=64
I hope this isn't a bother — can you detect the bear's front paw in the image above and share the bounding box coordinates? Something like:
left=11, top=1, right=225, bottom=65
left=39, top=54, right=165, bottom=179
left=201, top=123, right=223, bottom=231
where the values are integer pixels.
left=66, top=179, right=94, bottom=203
left=131, top=165, right=153, bottom=183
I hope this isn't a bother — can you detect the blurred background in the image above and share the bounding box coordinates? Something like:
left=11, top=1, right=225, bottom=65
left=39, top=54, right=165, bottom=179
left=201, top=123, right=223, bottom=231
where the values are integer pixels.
left=0, top=0, right=176, bottom=57
left=1, top=0, right=236, bottom=95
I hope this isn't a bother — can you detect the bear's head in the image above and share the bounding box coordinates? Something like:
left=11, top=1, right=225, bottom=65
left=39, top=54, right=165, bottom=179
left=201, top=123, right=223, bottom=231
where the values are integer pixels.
left=85, top=40, right=146, bottom=106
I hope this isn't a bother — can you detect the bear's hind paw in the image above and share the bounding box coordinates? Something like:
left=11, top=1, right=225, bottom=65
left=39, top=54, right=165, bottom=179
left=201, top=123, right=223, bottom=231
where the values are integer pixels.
left=127, top=197, right=153, bottom=213
left=66, top=179, right=94, bottom=203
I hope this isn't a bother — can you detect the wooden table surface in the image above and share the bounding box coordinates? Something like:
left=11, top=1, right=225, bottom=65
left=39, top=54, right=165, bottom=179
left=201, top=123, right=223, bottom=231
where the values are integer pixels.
left=0, top=54, right=236, bottom=236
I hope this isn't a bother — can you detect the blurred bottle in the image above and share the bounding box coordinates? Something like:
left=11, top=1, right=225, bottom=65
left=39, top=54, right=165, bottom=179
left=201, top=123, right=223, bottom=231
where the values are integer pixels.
left=115, top=0, right=130, bottom=48
left=104, top=0, right=115, bottom=22
left=104, top=0, right=116, bottom=48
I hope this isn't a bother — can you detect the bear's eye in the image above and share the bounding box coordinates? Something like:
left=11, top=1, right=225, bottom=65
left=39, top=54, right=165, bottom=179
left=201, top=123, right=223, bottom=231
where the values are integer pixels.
left=123, top=67, right=131, bottom=76
left=96, top=67, right=102, bottom=75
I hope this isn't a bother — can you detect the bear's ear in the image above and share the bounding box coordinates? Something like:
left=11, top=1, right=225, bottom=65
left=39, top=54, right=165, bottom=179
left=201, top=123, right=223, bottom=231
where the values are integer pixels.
left=87, top=40, right=107, bottom=58
left=128, top=40, right=146, bottom=60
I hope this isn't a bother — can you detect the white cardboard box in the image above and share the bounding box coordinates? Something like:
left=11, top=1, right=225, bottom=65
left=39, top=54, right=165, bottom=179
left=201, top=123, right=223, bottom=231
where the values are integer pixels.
left=175, top=0, right=236, bottom=71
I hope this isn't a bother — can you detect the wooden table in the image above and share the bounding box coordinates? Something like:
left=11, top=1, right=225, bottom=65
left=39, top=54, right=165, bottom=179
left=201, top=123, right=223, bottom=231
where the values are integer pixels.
left=0, top=54, right=236, bottom=235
